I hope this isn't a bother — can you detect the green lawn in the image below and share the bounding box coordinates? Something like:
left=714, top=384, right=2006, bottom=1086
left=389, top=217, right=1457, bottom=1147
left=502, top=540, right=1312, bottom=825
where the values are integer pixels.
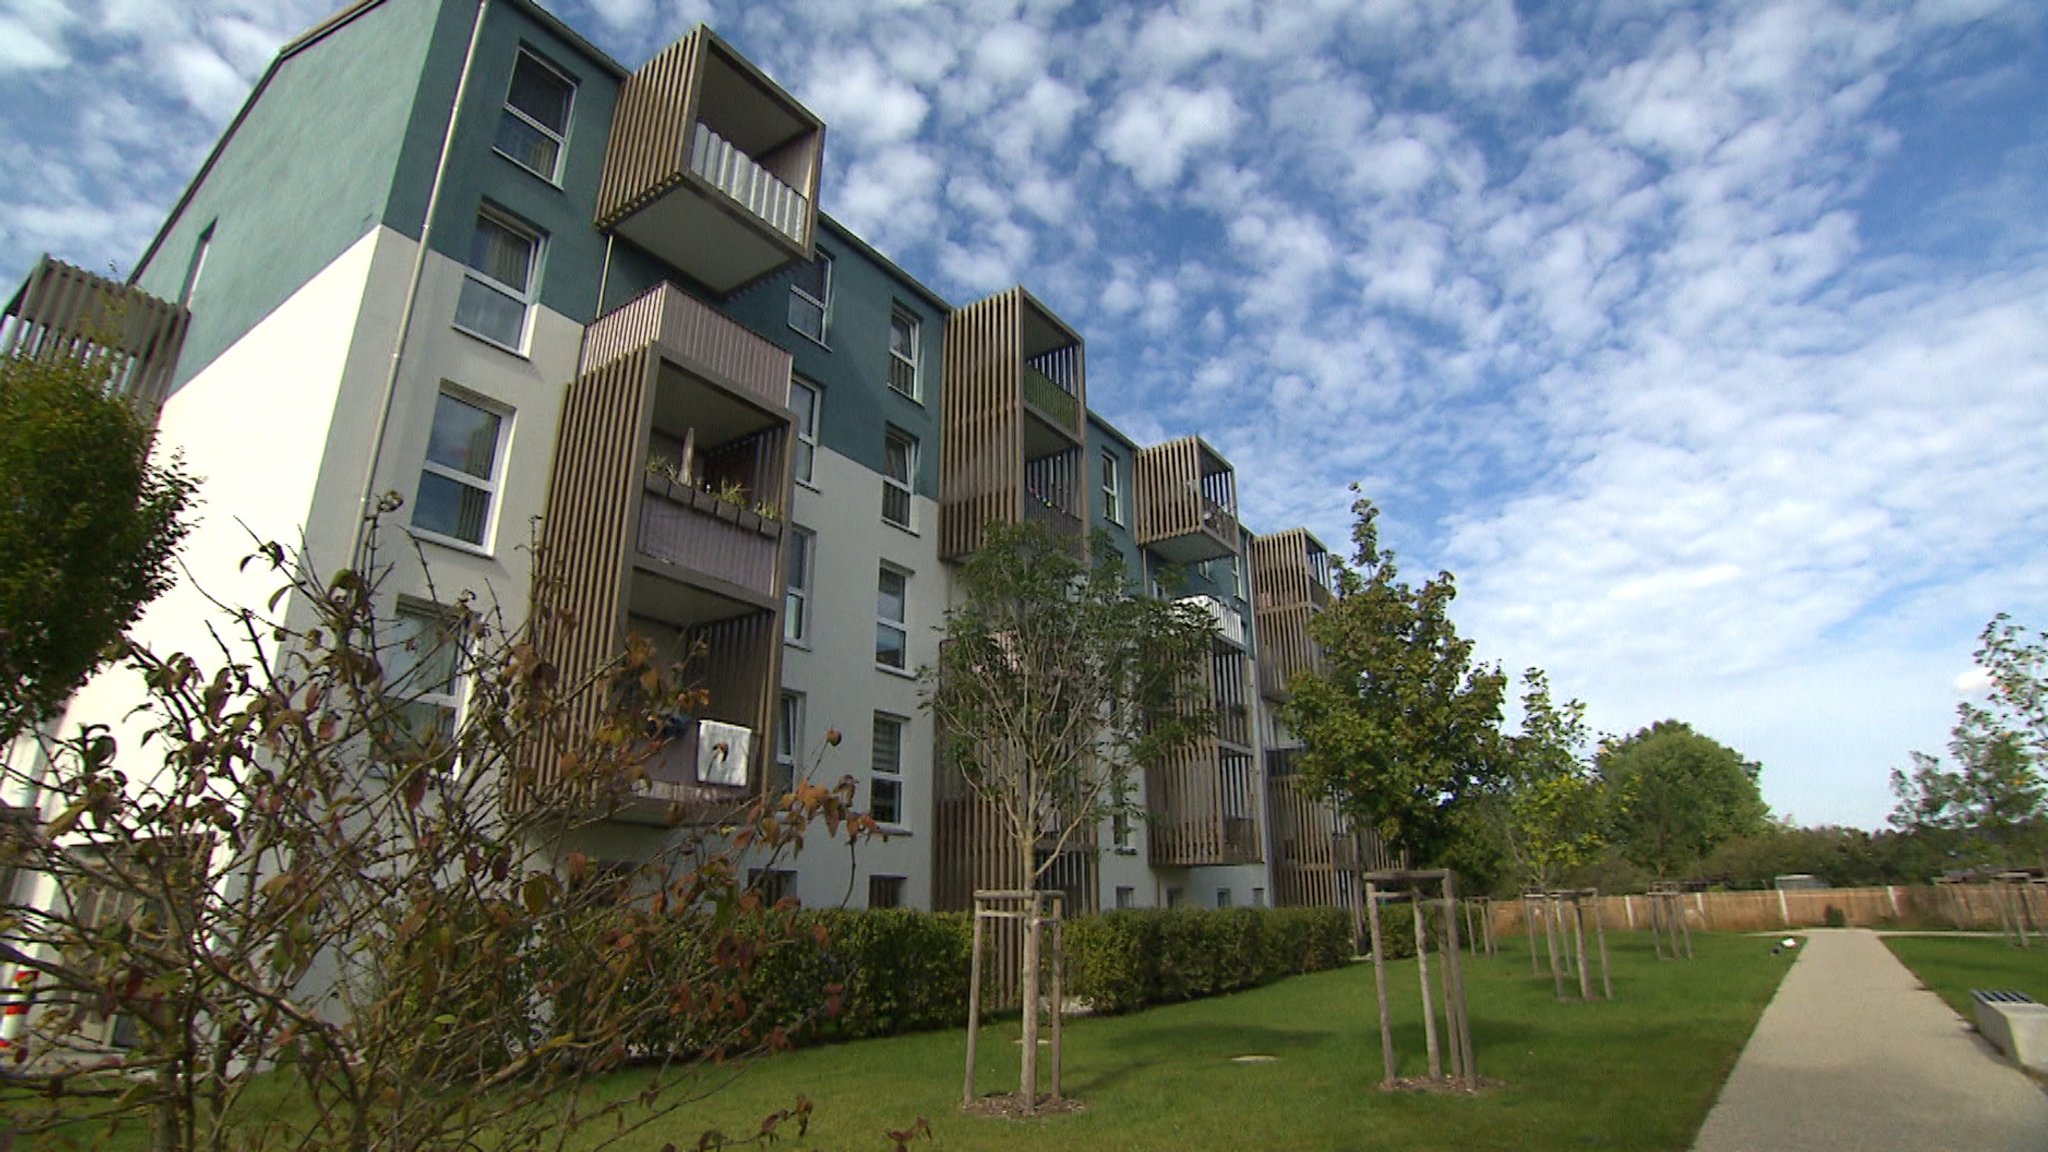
left=15, top=932, right=1794, bottom=1152
left=1883, top=933, right=2048, bottom=1021
left=569, top=930, right=1792, bottom=1152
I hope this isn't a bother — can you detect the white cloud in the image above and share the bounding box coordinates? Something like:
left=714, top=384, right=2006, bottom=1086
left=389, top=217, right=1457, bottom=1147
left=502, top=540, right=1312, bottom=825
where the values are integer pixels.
left=1098, top=85, right=1239, bottom=190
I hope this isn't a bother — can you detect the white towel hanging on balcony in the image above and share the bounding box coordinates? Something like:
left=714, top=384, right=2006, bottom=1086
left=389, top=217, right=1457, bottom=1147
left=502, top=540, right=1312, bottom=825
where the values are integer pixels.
left=696, top=719, right=753, bottom=787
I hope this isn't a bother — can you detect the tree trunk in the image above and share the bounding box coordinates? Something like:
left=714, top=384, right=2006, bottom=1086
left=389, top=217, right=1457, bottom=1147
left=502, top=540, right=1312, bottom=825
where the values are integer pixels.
left=1019, top=849, right=1040, bottom=1114
left=1412, top=893, right=1440, bottom=1081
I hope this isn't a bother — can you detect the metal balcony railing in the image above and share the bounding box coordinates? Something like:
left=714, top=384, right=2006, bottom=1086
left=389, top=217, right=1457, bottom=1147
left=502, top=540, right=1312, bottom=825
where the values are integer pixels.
left=689, top=123, right=811, bottom=247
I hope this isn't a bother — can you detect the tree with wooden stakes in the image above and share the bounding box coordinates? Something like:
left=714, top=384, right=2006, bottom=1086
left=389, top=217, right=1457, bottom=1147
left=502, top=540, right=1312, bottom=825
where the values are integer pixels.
left=924, top=522, right=1215, bottom=1115
left=1279, top=491, right=1505, bottom=1091
left=1362, top=869, right=1477, bottom=1089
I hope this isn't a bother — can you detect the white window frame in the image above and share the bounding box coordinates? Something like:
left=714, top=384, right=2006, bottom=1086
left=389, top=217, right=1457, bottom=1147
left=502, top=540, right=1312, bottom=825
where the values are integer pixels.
left=870, top=712, right=907, bottom=828
left=411, top=388, right=510, bottom=552
left=1115, top=886, right=1136, bottom=910
left=386, top=601, right=466, bottom=770
left=784, top=525, right=814, bottom=645
left=882, top=426, right=915, bottom=529
left=1101, top=451, right=1122, bottom=526
left=1216, top=888, right=1232, bottom=909
left=790, top=377, right=820, bottom=487
left=495, top=49, right=575, bottom=183
left=454, top=208, right=543, bottom=354
left=876, top=564, right=909, bottom=671
left=788, top=251, right=832, bottom=344
left=887, top=305, right=920, bottom=400
left=774, top=690, right=803, bottom=793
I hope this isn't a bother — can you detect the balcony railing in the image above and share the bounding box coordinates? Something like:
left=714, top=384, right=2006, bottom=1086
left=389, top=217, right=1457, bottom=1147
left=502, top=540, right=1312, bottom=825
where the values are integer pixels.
left=583, top=282, right=792, bottom=411
left=2, top=257, right=189, bottom=408
left=1023, top=365, right=1078, bottom=428
left=1178, top=594, right=1245, bottom=648
left=638, top=476, right=784, bottom=601
left=689, top=123, right=810, bottom=248
left=1024, top=494, right=1082, bottom=541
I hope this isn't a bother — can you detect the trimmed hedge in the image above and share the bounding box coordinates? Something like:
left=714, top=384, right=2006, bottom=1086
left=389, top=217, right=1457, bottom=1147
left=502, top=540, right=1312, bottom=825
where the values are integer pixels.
left=1065, top=906, right=1353, bottom=1014
left=542, top=903, right=1355, bottom=1059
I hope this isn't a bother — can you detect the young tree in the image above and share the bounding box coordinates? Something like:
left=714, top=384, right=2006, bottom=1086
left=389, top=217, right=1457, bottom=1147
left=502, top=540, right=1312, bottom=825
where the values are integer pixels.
left=1889, top=701, right=2045, bottom=872
left=0, top=522, right=871, bottom=1152
left=924, top=522, right=1214, bottom=1112
left=1279, top=492, right=1506, bottom=864
left=0, top=351, right=195, bottom=735
left=1596, top=720, right=1768, bottom=878
left=1492, top=670, right=1606, bottom=890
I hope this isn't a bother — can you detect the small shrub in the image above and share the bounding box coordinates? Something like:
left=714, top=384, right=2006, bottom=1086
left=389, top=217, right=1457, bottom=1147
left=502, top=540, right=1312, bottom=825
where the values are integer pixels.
left=1823, top=904, right=1847, bottom=928
left=1067, top=906, right=1353, bottom=1014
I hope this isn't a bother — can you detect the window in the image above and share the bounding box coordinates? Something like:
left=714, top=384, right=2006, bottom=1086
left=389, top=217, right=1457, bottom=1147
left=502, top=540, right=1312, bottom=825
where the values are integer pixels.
left=1233, top=552, right=1248, bottom=600
left=495, top=50, right=574, bottom=182
left=773, top=691, right=803, bottom=793
left=1112, top=810, right=1134, bottom=852
left=1166, top=887, right=1184, bottom=909
left=1252, top=887, right=1266, bottom=908
left=875, top=566, right=908, bottom=670
left=868, top=875, right=905, bottom=909
left=789, top=251, right=831, bottom=342
left=178, top=221, right=214, bottom=307
left=748, top=868, right=796, bottom=906
left=1216, top=888, right=1232, bottom=909
left=455, top=209, right=541, bottom=351
left=888, top=306, right=919, bottom=398
left=870, top=713, right=905, bottom=826
left=790, top=378, right=819, bottom=485
left=1101, top=452, right=1122, bottom=526
left=784, top=526, right=814, bottom=644
left=1115, top=886, right=1135, bottom=910
left=882, top=427, right=915, bottom=528
left=413, top=390, right=506, bottom=547
left=387, top=604, right=462, bottom=756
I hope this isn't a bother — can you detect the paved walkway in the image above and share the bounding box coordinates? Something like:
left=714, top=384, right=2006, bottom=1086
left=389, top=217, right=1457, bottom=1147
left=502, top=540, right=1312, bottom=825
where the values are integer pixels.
left=1692, top=928, right=2048, bottom=1151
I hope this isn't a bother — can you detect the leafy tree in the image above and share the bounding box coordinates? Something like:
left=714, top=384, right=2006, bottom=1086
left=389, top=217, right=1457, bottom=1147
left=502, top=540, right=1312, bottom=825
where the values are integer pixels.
left=924, top=521, right=1214, bottom=1112
left=1596, top=720, right=1768, bottom=878
left=0, top=521, right=872, bottom=1152
left=0, top=351, right=195, bottom=734
left=1280, top=492, right=1506, bottom=863
left=1977, top=614, right=2048, bottom=756
left=1888, top=697, right=2045, bottom=872
left=1493, top=669, right=1606, bottom=890
left=1700, top=824, right=1894, bottom=889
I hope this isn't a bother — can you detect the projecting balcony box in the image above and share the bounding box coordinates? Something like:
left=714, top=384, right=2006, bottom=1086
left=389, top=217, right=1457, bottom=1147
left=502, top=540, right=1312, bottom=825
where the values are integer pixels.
left=940, top=288, right=1087, bottom=560
left=1136, top=437, right=1239, bottom=564
left=2, top=256, right=189, bottom=408
left=1147, top=750, right=1262, bottom=868
left=596, top=28, right=824, bottom=294
left=1251, top=528, right=1334, bottom=700
left=532, top=283, right=794, bottom=820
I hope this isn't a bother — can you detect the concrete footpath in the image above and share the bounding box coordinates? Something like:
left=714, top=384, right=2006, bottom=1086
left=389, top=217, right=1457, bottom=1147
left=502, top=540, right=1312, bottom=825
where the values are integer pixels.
left=1692, top=928, right=2048, bottom=1151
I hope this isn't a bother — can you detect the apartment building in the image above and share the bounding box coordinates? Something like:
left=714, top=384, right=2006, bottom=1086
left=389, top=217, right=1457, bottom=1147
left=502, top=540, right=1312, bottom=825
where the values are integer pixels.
left=0, top=0, right=1360, bottom=919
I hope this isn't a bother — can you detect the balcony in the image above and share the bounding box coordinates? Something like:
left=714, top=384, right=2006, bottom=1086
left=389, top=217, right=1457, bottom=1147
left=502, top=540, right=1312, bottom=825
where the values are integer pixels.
left=596, top=28, right=823, bottom=294
left=529, top=283, right=794, bottom=815
left=2, top=256, right=189, bottom=408
left=1251, top=529, right=1334, bottom=700
left=940, top=288, right=1088, bottom=560
left=1252, top=528, right=1334, bottom=613
left=1136, top=437, right=1239, bottom=564
left=1147, top=750, right=1262, bottom=868
left=1178, top=594, right=1246, bottom=649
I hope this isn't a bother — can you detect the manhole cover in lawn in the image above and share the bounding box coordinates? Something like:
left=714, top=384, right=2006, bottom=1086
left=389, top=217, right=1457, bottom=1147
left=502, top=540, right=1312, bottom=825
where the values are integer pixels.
left=1231, top=1055, right=1280, bottom=1064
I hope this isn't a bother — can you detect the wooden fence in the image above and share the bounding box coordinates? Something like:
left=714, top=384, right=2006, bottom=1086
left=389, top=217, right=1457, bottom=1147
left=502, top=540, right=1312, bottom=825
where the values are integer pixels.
left=1486, top=885, right=2018, bottom=936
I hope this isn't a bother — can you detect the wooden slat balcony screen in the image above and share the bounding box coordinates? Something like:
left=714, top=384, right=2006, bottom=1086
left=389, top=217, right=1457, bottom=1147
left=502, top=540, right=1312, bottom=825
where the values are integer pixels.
left=1134, top=437, right=1239, bottom=561
left=1212, top=648, right=1251, bottom=747
left=527, top=350, right=658, bottom=809
left=595, top=29, right=821, bottom=258
left=1250, top=528, right=1334, bottom=613
left=1255, top=603, right=1318, bottom=700
left=616, top=610, right=781, bottom=819
left=1146, top=742, right=1263, bottom=868
left=583, top=282, right=792, bottom=412
left=940, top=288, right=1087, bottom=560
left=1266, top=772, right=1346, bottom=909
left=2, top=256, right=189, bottom=409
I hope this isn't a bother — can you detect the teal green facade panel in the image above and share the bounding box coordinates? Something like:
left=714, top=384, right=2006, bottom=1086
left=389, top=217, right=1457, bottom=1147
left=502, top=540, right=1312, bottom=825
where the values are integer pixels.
left=132, top=0, right=446, bottom=391
left=422, top=1, right=621, bottom=329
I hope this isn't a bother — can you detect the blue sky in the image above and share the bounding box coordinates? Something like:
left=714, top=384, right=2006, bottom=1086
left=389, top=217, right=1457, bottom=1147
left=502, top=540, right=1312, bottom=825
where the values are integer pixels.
left=3, top=0, right=2045, bottom=829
